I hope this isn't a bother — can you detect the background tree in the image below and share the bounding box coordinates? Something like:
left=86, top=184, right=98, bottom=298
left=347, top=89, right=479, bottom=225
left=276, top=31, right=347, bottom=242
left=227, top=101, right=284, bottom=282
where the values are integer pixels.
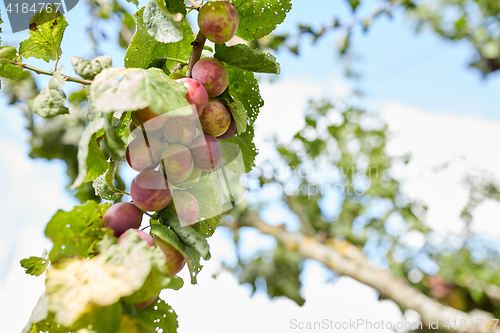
left=1, top=0, right=500, bottom=332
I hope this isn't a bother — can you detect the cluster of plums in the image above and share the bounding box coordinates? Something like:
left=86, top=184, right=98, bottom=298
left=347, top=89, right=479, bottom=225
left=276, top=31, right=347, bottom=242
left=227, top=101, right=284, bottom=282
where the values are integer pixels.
left=101, top=1, right=240, bottom=310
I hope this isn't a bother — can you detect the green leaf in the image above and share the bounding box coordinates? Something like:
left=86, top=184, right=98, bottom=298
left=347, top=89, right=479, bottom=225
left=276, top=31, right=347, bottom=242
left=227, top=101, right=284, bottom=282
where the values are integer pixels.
left=45, top=231, right=171, bottom=327
left=44, top=201, right=112, bottom=262
left=348, top=0, right=360, bottom=11
left=68, top=89, right=88, bottom=105
left=85, top=302, right=123, bottom=333
left=22, top=294, right=67, bottom=333
left=71, top=111, right=106, bottom=189
left=305, top=116, right=316, bottom=128
left=90, top=67, right=191, bottom=116
left=150, top=224, right=203, bottom=284
left=230, top=0, right=292, bottom=41
left=227, top=65, right=263, bottom=124
left=217, top=89, right=247, bottom=134
left=29, top=5, right=68, bottom=62
left=0, top=45, right=17, bottom=60
left=239, top=243, right=305, bottom=306
left=214, top=43, right=280, bottom=74
left=20, top=250, right=49, bottom=276
left=146, top=57, right=170, bottom=75
left=115, top=111, right=132, bottom=137
left=185, top=183, right=223, bottom=238
left=71, top=55, right=112, bottom=80
left=220, top=126, right=257, bottom=172
left=165, top=0, right=186, bottom=15
left=136, top=299, right=178, bottom=333
left=192, top=215, right=221, bottom=239
left=166, top=275, right=184, bottom=290
left=19, top=37, right=50, bottom=62
left=0, top=46, right=23, bottom=79
left=103, top=113, right=127, bottom=159
left=125, top=8, right=193, bottom=71
left=87, top=132, right=109, bottom=179
left=92, top=159, right=127, bottom=200
left=144, top=0, right=183, bottom=44
left=158, top=207, right=211, bottom=260
left=0, top=63, right=23, bottom=79
left=224, top=97, right=247, bottom=134
left=27, top=66, right=69, bottom=118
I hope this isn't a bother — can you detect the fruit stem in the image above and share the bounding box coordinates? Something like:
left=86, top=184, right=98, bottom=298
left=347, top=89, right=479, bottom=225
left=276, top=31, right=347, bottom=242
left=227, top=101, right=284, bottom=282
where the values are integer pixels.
left=186, top=31, right=207, bottom=78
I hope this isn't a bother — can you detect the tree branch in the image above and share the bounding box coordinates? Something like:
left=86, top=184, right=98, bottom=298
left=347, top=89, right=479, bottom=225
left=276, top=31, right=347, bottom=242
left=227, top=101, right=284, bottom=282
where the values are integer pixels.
left=186, top=32, right=206, bottom=78
left=229, top=211, right=499, bottom=333
left=186, top=0, right=202, bottom=9
left=12, top=61, right=92, bottom=85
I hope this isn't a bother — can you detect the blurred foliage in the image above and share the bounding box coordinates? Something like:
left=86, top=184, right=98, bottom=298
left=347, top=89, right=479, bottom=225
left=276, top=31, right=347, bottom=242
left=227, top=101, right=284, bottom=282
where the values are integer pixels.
left=3, top=72, right=125, bottom=203
left=250, top=0, right=500, bottom=77
left=226, top=99, right=500, bottom=319
left=238, top=243, right=305, bottom=305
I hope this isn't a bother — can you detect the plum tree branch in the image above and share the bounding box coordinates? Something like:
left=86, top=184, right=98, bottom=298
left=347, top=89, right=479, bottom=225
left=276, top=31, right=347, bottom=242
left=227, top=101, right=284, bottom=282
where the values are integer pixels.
left=11, top=61, right=92, bottom=85
left=228, top=211, right=500, bottom=333
left=186, top=0, right=201, bottom=9
left=186, top=31, right=206, bottom=78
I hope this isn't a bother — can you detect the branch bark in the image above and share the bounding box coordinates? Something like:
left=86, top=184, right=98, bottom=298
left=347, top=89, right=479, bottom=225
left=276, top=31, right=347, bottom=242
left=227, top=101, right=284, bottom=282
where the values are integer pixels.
left=12, top=61, right=92, bottom=85
left=186, top=0, right=202, bottom=8
left=186, top=32, right=206, bottom=78
left=230, top=211, right=499, bottom=333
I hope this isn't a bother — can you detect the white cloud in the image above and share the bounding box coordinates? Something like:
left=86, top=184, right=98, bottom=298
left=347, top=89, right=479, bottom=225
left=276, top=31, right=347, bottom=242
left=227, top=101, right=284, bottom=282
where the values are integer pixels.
left=382, top=102, right=500, bottom=234
left=255, top=78, right=349, bottom=163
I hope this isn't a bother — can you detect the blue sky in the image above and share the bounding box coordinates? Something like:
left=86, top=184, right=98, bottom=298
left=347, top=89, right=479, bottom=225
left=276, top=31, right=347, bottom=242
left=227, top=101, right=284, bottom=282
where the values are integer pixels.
left=3, top=0, right=499, bottom=121
left=1, top=0, right=500, bottom=332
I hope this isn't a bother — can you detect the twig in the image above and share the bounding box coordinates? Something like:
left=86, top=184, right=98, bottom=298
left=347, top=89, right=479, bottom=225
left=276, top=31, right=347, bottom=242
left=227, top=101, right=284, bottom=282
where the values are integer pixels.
left=186, top=0, right=201, bottom=8
left=186, top=31, right=207, bottom=78
left=165, top=57, right=189, bottom=65
left=228, top=211, right=500, bottom=333
left=171, top=62, right=187, bottom=73
left=235, top=0, right=251, bottom=9
left=11, top=61, right=92, bottom=85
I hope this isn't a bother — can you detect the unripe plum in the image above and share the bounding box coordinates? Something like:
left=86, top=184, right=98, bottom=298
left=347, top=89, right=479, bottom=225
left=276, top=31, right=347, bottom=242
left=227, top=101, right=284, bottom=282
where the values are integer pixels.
left=190, top=135, right=222, bottom=171
left=154, top=237, right=186, bottom=275
left=126, top=136, right=162, bottom=172
left=132, top=107, right=169, bottom=132
left=170, top=191, right=200, bottom=226
left=177, top=78, right=209, bottom=117
left=216, top=114, right=236, bottom=140
left=192, top=58, right=228, bottom=97
left=198, top=1, right=239, bottom=44
left=117, top=229, right=154, bottom=247
left=169, top=73, right=186, bottom=80
left=200, top=98, right=231, bottom=137
left=130, top=169, right=172, bottom=212
left=161, top=144, right=194, bottom=184
left=163, top=117, right=197, bottom=146
left=103, top=203, right=143, bottom=237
